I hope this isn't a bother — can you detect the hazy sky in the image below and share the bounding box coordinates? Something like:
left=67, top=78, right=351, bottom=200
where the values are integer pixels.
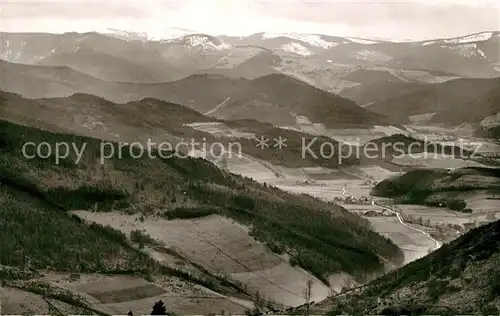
left=1, top=0, right=499, bottom=41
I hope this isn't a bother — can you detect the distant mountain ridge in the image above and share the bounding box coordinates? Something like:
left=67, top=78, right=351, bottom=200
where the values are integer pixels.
left=1, top=30, right=499, bottom=87
left=2, top=30, right=499, bottom=127
left=366, top=77, right=500, bottom=126
left=0, top=60, right=389, bottom=128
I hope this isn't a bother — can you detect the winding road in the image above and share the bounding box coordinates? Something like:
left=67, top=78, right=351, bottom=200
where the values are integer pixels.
left=376, top=203, right=443, bottom=250
left=340, top=188, right=442, bottom=251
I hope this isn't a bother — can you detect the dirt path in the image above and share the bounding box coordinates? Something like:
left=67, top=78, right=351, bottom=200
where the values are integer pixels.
left=387, top=68, right=410, bottom=83
left=204, top=96, right=231, bottom=116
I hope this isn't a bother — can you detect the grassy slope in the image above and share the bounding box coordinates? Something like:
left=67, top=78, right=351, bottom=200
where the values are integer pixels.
left=340, top=81, right=430, bottom=105
left=319, top=219, right=500, bottom=314
left=244, top=74, right=389, bottom=128
left=0, top=90, right=361, bottom=170
left=0, top=118, right=403, bottom=284
left=371, top=167, right=500, bottom=209
left=0, top=182, right=155, bottom=273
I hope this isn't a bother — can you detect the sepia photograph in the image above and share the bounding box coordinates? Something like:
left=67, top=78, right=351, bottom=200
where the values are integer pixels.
left=0, top=0, right=499, bottom=314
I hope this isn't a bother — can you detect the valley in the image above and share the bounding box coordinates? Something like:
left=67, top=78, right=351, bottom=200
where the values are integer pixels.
left=1, top=24, right=500, bottom=315
left=2, top=90, right=500, bottom=313
left=0, top=117, right=404, bottom=313
left=187, top=120, right=500, bottom=264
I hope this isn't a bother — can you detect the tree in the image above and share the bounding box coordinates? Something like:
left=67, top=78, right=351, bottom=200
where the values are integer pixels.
left=447, top=199, right=466, bottom=211
left=254, top=290, right=264, bottom=311
left=303, top=280, right=313, bottom=316
left=151, top=300, right=167, bottom=315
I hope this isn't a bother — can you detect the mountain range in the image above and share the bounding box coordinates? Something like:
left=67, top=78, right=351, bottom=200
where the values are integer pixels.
left=0, top=60, right=388, bottom=128
left=2, top=28, right=500, bottom=314
left=2, top=30, right=499, bottom=128
left=2, top=30, right=499, bottom=83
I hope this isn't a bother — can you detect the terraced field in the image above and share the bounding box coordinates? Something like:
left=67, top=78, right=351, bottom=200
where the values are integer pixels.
left=46, top=273, right=251, bottom=315
left=340, top=204, right=439, bottom=265
left=367, top=216, right=437, bottom=265
left=71, top=212, right=331, bottom=307
left=0, top=287, right=72, bottom=315
left=185, top=122, right=255, bottom=139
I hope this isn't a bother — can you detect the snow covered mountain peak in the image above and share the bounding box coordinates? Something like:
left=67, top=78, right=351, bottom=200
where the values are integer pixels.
left=261, top=32, right=340, bottom=49
left=281, top=42, right=313, bottom=56
left=421, top=31, right=499, bottom=46
left=182, top=34, right=231, bottom=50
left=102, top=28, right=149, bottom=41
left=100, top=27, right=198, bottom=42
left=345, top=37, right=380, bottom=45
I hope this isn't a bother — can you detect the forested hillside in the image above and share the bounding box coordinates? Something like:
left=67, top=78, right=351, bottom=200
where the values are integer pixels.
left=0, top=118, right=403, bottom=284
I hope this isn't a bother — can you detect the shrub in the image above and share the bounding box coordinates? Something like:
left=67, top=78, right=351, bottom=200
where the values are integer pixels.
left=163, top=206, right=220, bottom=220
left=130, top=230, right=161, bottom=247
left=262, top=240, right=285, bottom=254
left=232, top=195, right=256, bottom=210
left=447, top=199, right=467, bottom=211
left=488, top=268, right=500, bottom=298
left=46, top=185, right=129, bottom=210
left=427, top=278, right=449, bottom=300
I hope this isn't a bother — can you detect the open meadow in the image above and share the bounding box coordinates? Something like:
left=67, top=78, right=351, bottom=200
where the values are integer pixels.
left=395, top=204, right=472, bottom=228
left=367, top=216, right=437, bottom=265
left=180, top=121, right=500, bottom=285
left=71, top=212, right=331, bottom=307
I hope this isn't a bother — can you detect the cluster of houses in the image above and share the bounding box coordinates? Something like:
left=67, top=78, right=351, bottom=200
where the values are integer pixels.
left=334, top=195, right=374, bottom=205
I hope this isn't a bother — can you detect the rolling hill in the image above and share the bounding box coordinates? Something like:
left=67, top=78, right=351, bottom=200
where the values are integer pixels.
left=0, top=117, right=404, bottom=309
left=37, top=48, right=160, bottom=83
left=371, top=167, right=500, bottom=212
left=3, top=27, right=500, bottom=314
left=340, top=81, right=430, bottom=106
left=200, top=50, right=280, bottom=79
left=3, top=30, right=499, bottom=96
left=302, top=218, right=500, bottom=314
left=199, top=73, right=389, bottom=127
left=0, top=32, right=225, bottom=83
left=0, top=59, right=110, bottom=98
left=0, top=91, right=363, bottom=170
left=0, top=60, right=390, bottom=128
left=366, top=77, right=500, bottom=125
left=384, top=42, right=499, bottom=78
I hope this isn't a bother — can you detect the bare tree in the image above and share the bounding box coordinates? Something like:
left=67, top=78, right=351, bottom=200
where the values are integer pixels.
left=303, top=280, right=313, bottom=316
left=254, top=290, right=263, bottom=311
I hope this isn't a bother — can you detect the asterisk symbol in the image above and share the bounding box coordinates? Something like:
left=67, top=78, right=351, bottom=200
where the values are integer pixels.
left=254, top=136, right=269, bottom=150
left=273, top=136, right=287, bottom=149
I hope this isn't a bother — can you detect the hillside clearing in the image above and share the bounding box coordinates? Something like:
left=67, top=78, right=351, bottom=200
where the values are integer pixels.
left=71, top=212, right=331, bottom=307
